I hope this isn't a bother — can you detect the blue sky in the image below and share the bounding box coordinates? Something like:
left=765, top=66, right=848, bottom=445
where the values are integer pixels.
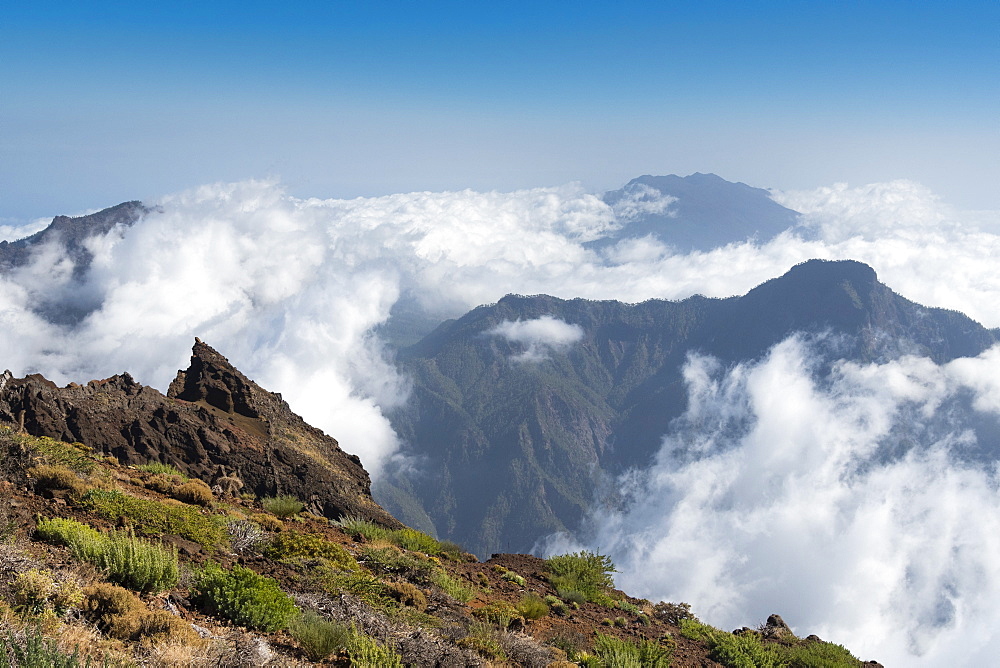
left=2, top=0, right=998, bottom=221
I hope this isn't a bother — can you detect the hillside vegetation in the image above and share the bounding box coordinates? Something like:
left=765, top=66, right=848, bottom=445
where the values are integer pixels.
left=0, top=426, right=878, bottom=667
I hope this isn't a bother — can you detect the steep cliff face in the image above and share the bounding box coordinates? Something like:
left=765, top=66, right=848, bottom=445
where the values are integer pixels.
left=0, top=339, right=400, bottom=527
left=379, top=260, right=1000, bottom=557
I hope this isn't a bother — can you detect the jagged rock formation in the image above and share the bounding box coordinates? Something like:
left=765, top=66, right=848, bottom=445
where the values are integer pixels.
left=0, top=339, right=400, bottom=527
left=378, top=259, right=1000, bottom=556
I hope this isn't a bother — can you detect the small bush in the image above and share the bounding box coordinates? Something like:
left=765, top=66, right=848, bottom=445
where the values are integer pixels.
left=144, top=473, right=180, bottom=494
left=344, top=624, right=403, bottom=668
left=473, top=600, right=522, bottom=629
left=137, top=462, right=187, bottom=478
left=593, top=633, right=673, bottom=668
left=288, top=610, right=350, bottom=661
left=227, top=520, right=266, bottom=555
left=191, top=562, right=299, bottom=632
left=261, top=495, right=304, bottom=518
left=617, top=599, right=640, bottom=615
left=544, top=595, right=570, bottom=616
left=0, top=627, right=85, bottom=667
left=556, top=587, right=588, bottom=606
left=36, top=518, right=178, bottom=593
left=457, top=621, right=506, bottom=661
left=392, top=527, right=443, bottom=555
left=360, top=546, right=435, bottom=583
left=680, top=619, right=784, bottom=668
left=81, top=488, right=227, bottom=549
left=332, top=515, right=391, bottom=542
left=17, top=433, right=97, bottom=473
left=386, top=581, right=428, bottom=611
left=35, top=517, right=105, bottom=562
left=653, top=600, right=697, bottom=625
left=10, top=569, right=83, bottom=616
left=172, top=479, right=214, bottom=506
left=96, top=529, right=179, bottom=593
left=517, top=594, right=549, bottom=620
left=780, top=639, right=862, bottom=667
left=430, top=569, right=476, bottom=603
left=28, top=465, right=87, bottom=496
left=250, top=512, right=285, bottom=532
left=501, top=570, right=527, bottom=587
left=315, top=570, right=396, bottom=611
left=81, top=583, right=147, bottom=639
left=139, top=610, right=201, bottom=646
left=547, top=551, right=617, bottom=605
left=264, top=531, right=356, bottom=569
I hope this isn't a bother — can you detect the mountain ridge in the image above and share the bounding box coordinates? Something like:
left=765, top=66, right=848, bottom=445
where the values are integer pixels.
left=378, top=259, right=999, bottom=558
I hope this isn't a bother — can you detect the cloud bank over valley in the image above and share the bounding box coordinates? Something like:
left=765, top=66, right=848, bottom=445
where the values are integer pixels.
left=1, top=176, right=999, bottom=664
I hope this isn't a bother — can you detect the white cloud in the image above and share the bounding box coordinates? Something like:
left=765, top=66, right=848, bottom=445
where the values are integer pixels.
left=539, top=336, right=1000, bottom=666
left=489, top=316, right=584, bottom=362
left=0, top=217, right=50, bottom=243
left=1, top=176, right=1000, bottom=663
left=1, top=177, right=998, bottom=478
left=608, top=182, right=678, bottom=222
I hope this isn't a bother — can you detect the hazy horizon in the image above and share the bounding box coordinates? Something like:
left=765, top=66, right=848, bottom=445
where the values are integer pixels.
left=3, top=1, right=998, bottom=223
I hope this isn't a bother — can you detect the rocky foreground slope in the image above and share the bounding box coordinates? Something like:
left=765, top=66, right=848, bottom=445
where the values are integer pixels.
left=0, top=341, right=879, bottom=666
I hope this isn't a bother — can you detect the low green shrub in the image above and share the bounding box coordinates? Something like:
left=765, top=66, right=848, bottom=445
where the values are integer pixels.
left=392, top=527, right=444, bottom=554
left=680, top=619, right=783, bottom=668
left=501, top=570, right=527, bottom=587
left=781, top=639, right=863, bottom=667
left=546, top=551, right=617, bottom=605
left=28, top=465, right=87, bottom=495
left=36, top=517, right=179, bottom=593
left=0, top=627, right=85, bottom=667
left=557, top=587, right=588, bottom=606
left=332, top=515, right=391, bottom=541
left=516, top=594, right=549, bottom=620
left=264, top=531, right=356, bottom=569
left=544, top=595, right=569, bottom=616
left=616, top=599, right=640, bottom=615
left=191, top=562, right=299, bottom=632
left=15, top=432, right=97, bottom=474
left=36, top=517, right=105, bottom=562
left=592, top=633, right=673, bottom=668
left=653, top=600, right=697, bottom=625
left=457, top=621, right=506, bottom=662
left=314, top=570, right=397, bottom=611
left=137, top=462, right=187, bottom=479
left=10, top=569, right=83, bottom=616
left=288, top=610, right=350, bottom=662
left=359, top=546, right=436, bottom=583
left=81, top=583, right=147, bottom=639
left=473, top=600, right=522, bottom=629
left=96, top=529, right=179, bottom=593
left=172, top=479, right=214, bottom=506
left=261, top=495, right=304, bottom=518
left=81, top=488, right=227, bottom=549
left=344, top=624, right=403, bottom=668
left=430, top=569, right=476, bottom=603
left=386, top=581, right=428, bottom=611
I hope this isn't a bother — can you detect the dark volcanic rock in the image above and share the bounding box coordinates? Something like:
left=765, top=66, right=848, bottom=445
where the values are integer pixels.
left=0, top=339, right=400, bottom=528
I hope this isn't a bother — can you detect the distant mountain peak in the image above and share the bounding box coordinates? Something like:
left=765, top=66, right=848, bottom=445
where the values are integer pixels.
left=598, top=172, right=800, bottom=252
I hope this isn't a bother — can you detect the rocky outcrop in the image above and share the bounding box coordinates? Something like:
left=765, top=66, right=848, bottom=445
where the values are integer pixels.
left=0, top=339, right=401, bottom=528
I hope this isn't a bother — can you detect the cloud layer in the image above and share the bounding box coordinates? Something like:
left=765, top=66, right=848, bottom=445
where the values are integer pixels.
left=539, top=336, right=1000, bottom=665
left=1, top=176, right=999, bottom=665
left=489, top=316, right=584, bottom=362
